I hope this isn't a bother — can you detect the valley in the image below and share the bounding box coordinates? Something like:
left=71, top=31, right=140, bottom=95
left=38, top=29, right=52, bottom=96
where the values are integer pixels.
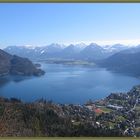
left=4, top=43, right=140, bottom=78
left=1, top=43, right=140, bottom=137
left=1, top=3, right=140, bottom=137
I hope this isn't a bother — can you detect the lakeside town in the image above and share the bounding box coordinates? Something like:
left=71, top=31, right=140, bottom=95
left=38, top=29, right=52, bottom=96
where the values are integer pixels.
left=0, top=85, right=140, bottom=136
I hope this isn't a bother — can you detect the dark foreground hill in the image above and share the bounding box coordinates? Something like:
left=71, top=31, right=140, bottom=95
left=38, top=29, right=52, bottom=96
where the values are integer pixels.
left=0, top=85, right=140, bottom=136
left=0, top=49, right=45, bottom=76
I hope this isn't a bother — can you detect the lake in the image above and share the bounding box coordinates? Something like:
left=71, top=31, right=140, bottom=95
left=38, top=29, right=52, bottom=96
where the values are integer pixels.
left=0, top=63, right=140, bottom=104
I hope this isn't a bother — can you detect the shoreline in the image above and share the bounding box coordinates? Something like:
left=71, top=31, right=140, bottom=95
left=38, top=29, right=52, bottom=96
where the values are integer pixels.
left=0, top=85, right=140, bottom=136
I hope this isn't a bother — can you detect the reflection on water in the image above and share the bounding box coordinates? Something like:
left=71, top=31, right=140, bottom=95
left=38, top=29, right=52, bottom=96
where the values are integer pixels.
left=0, top=75, right=32, bottom=87
left=0, top=63, right=140, bottom=104
left=0, top=77, right=10, bottom=87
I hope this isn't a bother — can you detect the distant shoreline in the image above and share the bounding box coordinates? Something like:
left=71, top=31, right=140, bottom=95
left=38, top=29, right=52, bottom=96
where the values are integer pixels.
left=38, top=59, right=95, bottom=67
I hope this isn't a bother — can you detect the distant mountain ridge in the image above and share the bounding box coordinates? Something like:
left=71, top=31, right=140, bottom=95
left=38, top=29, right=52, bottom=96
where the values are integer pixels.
left=98, top=46, right=140, bottom=77
left=4, top=43, right=129, bottom=61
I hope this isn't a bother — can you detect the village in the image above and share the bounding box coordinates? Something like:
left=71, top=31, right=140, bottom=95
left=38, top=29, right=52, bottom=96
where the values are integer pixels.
left=57, top=85, right=140, bottom=136
left=0, top=85, right=140, bottom=136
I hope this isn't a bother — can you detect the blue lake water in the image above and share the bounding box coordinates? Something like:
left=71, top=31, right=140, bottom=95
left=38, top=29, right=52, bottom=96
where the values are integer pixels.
left=0, top=63, right=140, bottom=104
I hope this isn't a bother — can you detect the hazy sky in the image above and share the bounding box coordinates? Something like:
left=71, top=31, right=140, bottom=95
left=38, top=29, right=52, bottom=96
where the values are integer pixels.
left=0, top=3, right=140, bottom=48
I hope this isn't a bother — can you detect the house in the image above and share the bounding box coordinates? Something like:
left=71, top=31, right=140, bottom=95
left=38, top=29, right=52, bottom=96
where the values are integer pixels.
left=107, top=104, right=123, bottom=110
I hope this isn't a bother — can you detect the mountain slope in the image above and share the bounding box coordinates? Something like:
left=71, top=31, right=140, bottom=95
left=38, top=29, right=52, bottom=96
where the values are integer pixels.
left=0, top=49, right=12, bottom=75
left=0, top=49, right=45, bottom=76
left=0, top=85, right=140, bottom=136
left=78, top=43, right=107, bottom=60
left=99, top=48, right=140, bottom=76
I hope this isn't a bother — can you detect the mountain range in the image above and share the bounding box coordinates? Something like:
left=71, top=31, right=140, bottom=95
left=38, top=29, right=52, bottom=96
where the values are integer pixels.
left=4, top=43, right=129, bottom=61
left=4, top=43, right=140, bottom=77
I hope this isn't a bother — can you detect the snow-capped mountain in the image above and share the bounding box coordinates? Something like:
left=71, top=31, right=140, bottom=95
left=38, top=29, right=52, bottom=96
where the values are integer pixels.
left=4, top=43, right=131, bottom=61
left=102, top=44, right=129, bottom=52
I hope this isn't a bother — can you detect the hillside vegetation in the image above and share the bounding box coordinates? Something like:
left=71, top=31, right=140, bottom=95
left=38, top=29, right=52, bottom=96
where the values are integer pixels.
left=0, top=85, right=140, bottom=136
